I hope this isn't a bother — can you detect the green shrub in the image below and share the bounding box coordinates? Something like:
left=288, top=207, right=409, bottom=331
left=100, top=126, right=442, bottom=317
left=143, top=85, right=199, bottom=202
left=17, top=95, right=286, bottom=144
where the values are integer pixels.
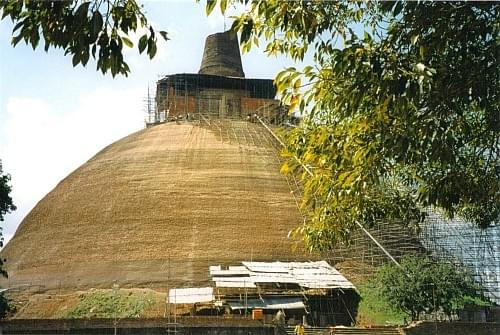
left=0, top=291, right=12, bottom=318
left=67, top=290, right=154, bottom=318
left=372, top=255, right=491, bottom=320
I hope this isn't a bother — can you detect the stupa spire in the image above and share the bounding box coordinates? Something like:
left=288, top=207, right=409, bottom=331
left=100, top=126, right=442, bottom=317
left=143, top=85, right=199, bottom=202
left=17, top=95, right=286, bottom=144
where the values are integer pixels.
left=199, top=31, right=245, bottom=78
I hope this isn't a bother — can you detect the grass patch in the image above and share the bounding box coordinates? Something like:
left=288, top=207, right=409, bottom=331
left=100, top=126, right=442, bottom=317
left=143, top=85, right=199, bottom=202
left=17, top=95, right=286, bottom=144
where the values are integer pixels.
left=66, top=289, right=154, bottom=318
left=356, top=283, right=406, bottom=326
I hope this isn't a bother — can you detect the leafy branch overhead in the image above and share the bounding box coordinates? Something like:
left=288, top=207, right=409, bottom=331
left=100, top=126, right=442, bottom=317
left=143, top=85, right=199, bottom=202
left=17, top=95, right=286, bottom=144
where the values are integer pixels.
left=221, top=0, right=499, bottom=249
left=0, top=0, right=169, bottom=76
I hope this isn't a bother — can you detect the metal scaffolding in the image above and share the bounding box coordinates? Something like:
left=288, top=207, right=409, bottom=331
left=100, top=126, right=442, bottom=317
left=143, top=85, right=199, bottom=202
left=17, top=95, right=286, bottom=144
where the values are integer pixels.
left=143, top=75, right=500, bottom=306
left=419, top=213, right=500, bottom=304
left=259, top=117, right=500, bottom=304
left=144, top=73, right=291, bottom=127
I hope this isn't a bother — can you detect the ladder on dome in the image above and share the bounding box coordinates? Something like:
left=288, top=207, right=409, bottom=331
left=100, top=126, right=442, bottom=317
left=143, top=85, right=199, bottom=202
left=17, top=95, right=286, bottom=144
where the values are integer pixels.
left=166, top=255, right=178, bottom=334
left=166, top=323, right=179, bottom=334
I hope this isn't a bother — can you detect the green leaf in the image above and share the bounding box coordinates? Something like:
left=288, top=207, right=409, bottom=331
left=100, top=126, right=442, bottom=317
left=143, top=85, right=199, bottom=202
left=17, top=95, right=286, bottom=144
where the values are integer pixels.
left=419, top=45, right=425, bottom=58
left=138, top=35, right=148, bottom=53
left=364, top=31, right=372, bottom=42
left=90, top=11, right=103, bottom=40
left=159, top=31, right=169, bottom=41
left=220, top=0, right=227, bottom=14
left=253, top=35, right=259, bottom=48
left=289, top=94, right=300, bottom=112
left=75, top=2, right=91, bottom=20
left=294, top=78, right=301, bottom=90
left=393, top=1, right=403, bottom=16
left=72, top=53, right=80, bottom=67
left=11, top=34, right=23, bottom=46
left=12, top=20, right=24, bottom=32
left=355, top=9, right=363, bottom=21
left=338, top=171, right=350, bottom=183
left=206, top=0, right=217, bottom=16
left=121, top=36, right=133, bottom=48
left=30, top=30, right=40, bottom=50
left=148, top=41, right=157, bottom=59
left=81, top=51, right=90, bottom=66
left=240, top=19, right=254, bottom=43
left=410, top=35, right=419, bottom=45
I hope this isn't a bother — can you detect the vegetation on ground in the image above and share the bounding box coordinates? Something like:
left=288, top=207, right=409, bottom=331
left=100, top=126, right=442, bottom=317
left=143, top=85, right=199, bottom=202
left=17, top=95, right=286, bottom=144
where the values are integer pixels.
left=372, top=255, right=491, bottom=321
left=66, top=289, right=155, bottom=318
left=356, top=282, right=406, bottom=326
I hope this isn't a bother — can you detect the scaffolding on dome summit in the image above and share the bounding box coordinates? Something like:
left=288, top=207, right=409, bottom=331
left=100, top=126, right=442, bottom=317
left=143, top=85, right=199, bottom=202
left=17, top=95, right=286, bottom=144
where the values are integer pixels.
left=143, top=73, right=296, bottom=127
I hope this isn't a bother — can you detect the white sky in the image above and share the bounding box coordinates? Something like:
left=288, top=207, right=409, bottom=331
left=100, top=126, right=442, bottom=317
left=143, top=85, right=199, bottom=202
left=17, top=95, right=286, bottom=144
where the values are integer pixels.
left=0, top=1, right=310, bottom=245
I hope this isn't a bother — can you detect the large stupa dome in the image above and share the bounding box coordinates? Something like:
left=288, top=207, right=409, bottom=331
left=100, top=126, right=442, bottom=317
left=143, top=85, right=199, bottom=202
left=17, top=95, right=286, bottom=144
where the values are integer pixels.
left=1, top=120, right=309, bottom=290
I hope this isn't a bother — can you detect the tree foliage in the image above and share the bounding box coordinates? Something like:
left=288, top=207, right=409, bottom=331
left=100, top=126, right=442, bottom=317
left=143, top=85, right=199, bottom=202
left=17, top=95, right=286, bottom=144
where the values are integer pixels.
left=373, top=255, right=490, bottom=321
left=0, top=0, right=168, bottom=76
left=0, top=160, right=16, bottom=279
left=0, top=161, right=16, bottom=225
left=0, top=292, right=12, bottom=319
left=225, top=0, right=500, bottom=250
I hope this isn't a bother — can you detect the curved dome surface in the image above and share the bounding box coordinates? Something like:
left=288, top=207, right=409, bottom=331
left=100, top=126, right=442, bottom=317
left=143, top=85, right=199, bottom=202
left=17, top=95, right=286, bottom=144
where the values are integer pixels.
left=2, top=120, right=310, bottom=290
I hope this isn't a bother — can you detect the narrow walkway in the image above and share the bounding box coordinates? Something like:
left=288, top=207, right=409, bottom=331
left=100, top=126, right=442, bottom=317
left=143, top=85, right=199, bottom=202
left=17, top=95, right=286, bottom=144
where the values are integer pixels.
left=286, top=326, right=401, bottom=335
